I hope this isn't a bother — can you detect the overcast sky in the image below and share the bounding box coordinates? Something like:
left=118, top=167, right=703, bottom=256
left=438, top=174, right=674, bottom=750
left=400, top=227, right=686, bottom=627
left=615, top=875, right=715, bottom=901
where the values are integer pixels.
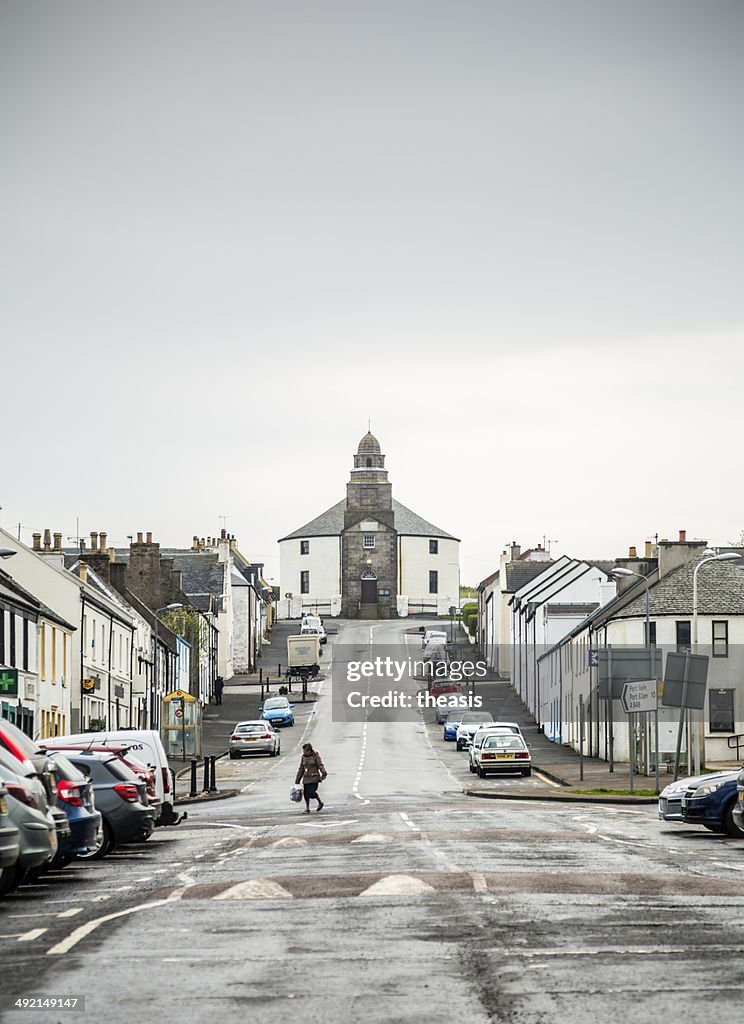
left=2, top=1, right=743, bottom=584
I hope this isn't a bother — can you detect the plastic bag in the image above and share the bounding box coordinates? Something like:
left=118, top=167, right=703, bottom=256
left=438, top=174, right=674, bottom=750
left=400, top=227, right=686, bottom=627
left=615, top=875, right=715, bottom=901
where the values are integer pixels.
left=290, top=785, right=303, bottom=803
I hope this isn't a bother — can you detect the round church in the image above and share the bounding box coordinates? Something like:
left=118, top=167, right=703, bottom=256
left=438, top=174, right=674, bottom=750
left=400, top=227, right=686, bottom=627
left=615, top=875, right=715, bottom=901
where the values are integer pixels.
left=278, top=433, right=460, bottom=619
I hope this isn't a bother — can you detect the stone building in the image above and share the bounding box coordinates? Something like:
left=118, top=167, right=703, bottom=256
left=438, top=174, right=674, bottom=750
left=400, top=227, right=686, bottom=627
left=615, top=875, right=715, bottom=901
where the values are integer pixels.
left=278, top=432, right=460, bottom=619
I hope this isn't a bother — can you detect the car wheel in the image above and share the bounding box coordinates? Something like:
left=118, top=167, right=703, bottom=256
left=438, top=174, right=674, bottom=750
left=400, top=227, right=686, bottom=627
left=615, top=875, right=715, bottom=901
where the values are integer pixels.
left=723, top=803, right=744, bottom=838
left=477, top=767, right=486, bottom=778
left=522, top=767, right=532, bottom=777
left=703, top=824, right=726, bottom=833
left=456, top=741, right=463, bottom=751
left=229, top=751, right=240, bottom=759
left=77, top=819, right=115, bottom=861
left=0, top=863, right=21, bottom=896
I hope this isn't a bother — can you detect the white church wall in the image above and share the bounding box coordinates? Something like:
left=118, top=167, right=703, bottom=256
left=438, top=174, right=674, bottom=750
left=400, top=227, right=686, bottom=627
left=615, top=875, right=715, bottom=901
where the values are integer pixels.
left=279, top=535, right=340, bottom=618
left=399, top=536, right=459, bottom=613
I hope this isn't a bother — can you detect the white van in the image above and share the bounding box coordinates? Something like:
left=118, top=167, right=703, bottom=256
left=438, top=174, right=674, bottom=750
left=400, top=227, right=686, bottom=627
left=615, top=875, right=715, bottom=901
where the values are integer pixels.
left=51, top=730, right=183, bottom=826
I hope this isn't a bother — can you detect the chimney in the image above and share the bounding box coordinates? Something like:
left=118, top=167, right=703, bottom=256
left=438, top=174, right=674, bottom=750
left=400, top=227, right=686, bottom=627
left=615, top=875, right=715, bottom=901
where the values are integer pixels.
left=137, top=532, right=143, bottom=544
left=90, top=531, right=98, bottom=553
left=146, top=532, right=153, bottom=544
left=43, top=528, right=51, bottom=553
left=679, top=529, right=686, bottom=543
left=508, top=541, right=521, bottom=561
left=79, top=562, right=89, bottom=584
left=99, top=531, right=107, bottom=553
left=192, top=535, right=199, bottom=550
left=221, top=527, right=227, bottom=540
left=645, top=541, right=653, bottom=559
left=53, top=532, right=62, bottom=552
left=32, top=532, right=42, bottom=552
left=629, top=546, right=637, bottom=558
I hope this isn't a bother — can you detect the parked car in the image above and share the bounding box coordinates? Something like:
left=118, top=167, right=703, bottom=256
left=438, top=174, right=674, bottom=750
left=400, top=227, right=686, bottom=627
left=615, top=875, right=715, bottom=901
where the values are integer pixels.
left=301, top=618, right=327, bottom=645
left=422, top=630, right=448, bottom=649
left=229, top=721, right=281, bottom=759
left=45, top=751, right=101, bottom=864
left=734, top=766, right=744, bottom=832
left=44, top=742, right=161, bottom=822
left=455, top=712, right=494, bottom=751
left=0, top=760, right=57, bottom=890
left=680, top=770, right=744, bottom=837
left=658, top=773, right=710, bottom=822
left=0, top=781, right=21, bottom=896
left=442, top=709, right=469, bottom=739
left=468, top=724, right=523, bottom=771
left=49, top=730, right=179, bottom=826
left=472, top=732, right=532, bottom=778
left=0, top=718, right=59, bottom=808
left=62, top=751, right=155, bottom=859
left=435, top=693, right=465, bottom=725
left=260, top=696, right=295, bottom=728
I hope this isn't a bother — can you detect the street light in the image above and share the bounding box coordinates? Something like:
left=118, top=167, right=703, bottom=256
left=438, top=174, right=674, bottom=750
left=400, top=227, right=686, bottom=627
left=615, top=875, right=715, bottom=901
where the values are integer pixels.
left=609, top=566, right=657, bottom=793
left=447, top=562, right=460, bottom=642
left=0, top=549, right=17, bottom=559
left=693, top=551, right=741, bottom=646
left=152, top=603, right=183, bottom=729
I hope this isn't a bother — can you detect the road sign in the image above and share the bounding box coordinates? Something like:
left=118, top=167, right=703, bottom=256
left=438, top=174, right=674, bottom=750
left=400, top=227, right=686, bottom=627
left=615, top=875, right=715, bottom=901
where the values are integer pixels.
left=621, top=679, right=658, bottom=714
left=588, top=649, right=599, bottom=667
left=661, top=652, right=709, bottom=710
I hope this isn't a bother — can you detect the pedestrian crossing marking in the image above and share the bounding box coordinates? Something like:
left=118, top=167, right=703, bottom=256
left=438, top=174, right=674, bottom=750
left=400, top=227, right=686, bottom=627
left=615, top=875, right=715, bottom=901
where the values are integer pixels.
left=214, top=879, right=294, bottom=900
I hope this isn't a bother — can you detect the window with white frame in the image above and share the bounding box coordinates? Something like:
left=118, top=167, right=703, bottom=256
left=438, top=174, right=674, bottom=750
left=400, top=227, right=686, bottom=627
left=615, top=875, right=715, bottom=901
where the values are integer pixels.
left=712, top=620, right=728, bottom=658
left=363, top=534, right=375, bottom=549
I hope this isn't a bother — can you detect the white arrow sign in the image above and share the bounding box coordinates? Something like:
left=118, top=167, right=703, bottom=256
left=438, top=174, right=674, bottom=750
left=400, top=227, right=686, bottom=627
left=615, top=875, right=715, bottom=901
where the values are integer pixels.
left=620, top=679, right=658, bottom=714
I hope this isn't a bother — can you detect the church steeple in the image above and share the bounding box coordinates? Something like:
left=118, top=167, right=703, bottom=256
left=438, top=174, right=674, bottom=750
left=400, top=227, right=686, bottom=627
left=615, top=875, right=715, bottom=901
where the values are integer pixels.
left=346, top=431, right=392, bottom=511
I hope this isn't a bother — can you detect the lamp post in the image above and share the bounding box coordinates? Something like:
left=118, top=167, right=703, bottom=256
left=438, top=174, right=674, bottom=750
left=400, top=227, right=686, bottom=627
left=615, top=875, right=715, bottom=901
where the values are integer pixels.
left=447, top=562, right=460, bottom=643
left=152, top=603, right=183, bottom=729
left=609, top=566, right=656, bottom=793
left=690, top=551, right=741, bottom=773
left=0, top=549, right=17, bottom=559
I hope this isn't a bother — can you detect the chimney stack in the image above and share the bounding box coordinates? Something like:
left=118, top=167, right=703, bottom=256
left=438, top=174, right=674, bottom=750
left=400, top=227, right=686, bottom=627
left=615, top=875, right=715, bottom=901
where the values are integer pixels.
left=32, top=532, right=42, bottom=552
left=629, top=546, right=637, bottom=558
left=99, top=531, right=107, bottom=553
left=137, top=532, right=143, bottom=544
left=53, top=532, right=62, bottom=552
left=645, top=541, right=653, bottom=559
left=43, top=529, right=51, bottom=552
left=146, top=531, right=152, bottom=543
left=90, top=531, right=98, bottom=553
left=679, top=529, right=686, bottom=543
left=221, top=527, right=227, bottom=540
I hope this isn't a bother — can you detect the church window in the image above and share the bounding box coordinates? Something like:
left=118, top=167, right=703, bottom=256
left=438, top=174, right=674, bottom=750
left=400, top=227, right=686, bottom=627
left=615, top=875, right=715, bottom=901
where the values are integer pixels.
left=429, top=570, right=438, bottom=594
left=300, top=571, right=310, bottom=594
left=363, top=535, right=375, bottom=549
left=429, top=539, right=438, bottom=554
left=300, top=540, right=310, bottom=555
left=366, top=457, right=372, bottom=467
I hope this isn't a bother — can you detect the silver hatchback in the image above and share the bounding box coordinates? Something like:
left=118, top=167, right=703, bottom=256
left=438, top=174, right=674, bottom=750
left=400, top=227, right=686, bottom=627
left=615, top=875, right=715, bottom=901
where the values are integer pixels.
left=229, top=721, right=280, bottom=759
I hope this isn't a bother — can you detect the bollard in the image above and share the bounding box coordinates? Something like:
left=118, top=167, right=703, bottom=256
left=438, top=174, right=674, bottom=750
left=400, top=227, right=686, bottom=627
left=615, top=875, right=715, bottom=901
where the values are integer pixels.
left=288, top=674, right=292, bottom=693
left=202, top=757, right=210, bottom=792
left=189, top=759, right=198, bottom=798
left=209, top=756, right=218, bottom=793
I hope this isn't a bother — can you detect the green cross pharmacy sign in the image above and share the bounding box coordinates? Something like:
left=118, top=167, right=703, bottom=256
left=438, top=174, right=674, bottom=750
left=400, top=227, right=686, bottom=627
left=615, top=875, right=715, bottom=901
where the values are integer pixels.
left=0, top=669, right=19, bottom=697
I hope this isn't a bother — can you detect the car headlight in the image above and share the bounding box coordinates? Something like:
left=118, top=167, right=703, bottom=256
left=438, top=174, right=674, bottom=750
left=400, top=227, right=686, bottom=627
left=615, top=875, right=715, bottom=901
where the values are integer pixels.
left=660, top=783, right=688, bottom=798
left=692, top=780, right=728, bottom=799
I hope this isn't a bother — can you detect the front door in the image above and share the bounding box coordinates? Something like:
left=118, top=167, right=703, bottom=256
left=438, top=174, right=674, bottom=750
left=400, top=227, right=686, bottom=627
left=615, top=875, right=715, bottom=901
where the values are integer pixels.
left=361, top=577, right=378, bottom=603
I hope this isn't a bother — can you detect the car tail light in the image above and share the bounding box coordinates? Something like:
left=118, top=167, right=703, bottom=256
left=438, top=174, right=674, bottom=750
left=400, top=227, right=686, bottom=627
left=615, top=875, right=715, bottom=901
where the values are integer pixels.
left=113, top=783, right=140, bottom=803
left=4, top=782, right=41, bottom=809
left=262, top=733, right=273, bottom=739
left=515, top=752, right=529, bottom=759
left=482, top=753, right=495, bottom=760
left=230, top=735, right=240, bottom=741
left=162, top=767, right=171, bottom=794
left=57, top=778, right=83, bottom=807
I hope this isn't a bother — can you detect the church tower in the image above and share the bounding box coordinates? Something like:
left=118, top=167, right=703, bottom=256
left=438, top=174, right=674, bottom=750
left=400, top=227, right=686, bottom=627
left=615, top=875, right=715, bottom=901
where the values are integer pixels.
left=341, top=432, right=398, bottom=618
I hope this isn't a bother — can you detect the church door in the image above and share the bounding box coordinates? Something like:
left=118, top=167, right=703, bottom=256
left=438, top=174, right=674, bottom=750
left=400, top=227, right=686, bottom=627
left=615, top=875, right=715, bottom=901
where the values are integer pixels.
left=361, top=571, right=378, bottom=604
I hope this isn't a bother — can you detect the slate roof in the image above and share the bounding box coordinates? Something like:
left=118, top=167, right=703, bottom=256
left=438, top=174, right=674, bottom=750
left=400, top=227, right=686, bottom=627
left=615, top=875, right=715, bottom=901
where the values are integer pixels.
left=278, top=498, right=458, bottom=542
left=614, top=554, right=744, bottom=617
left=504, top=561, right=556, bottom=593
left=160, top=550, right=226, bottom=600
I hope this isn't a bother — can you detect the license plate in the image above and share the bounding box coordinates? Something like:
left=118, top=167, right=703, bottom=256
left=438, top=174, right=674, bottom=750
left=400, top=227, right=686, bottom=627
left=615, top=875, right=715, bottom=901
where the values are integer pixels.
left=496, top=753, right=513, bottom=759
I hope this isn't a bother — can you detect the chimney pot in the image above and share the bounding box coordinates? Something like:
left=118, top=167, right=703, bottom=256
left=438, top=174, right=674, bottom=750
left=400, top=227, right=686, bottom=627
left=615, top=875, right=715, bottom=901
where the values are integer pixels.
left=221, top=528, right=227, bottom=540
left=79, top=562, right=89, bottom=584
left=43, top=528, right=51, bottom=552
left=645, top=541, right=653, bottom=559
left=679, top=529, right=686, bottom=543
left=90, top=531, right=98, bottom=552
left=629, top=546, right=637, bottom=558
left=53, top=532, right=62, bottom=552
left=32, top=532, right=42, bottom=552
left=136, top=532, right=143, bottom=544
left=99, top=531, right=107, bottom=553
left=146, top=532, right=153, bottom=544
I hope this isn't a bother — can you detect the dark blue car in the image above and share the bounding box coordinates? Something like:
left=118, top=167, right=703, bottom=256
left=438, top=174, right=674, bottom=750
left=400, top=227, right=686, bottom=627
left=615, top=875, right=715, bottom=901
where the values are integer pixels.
left=47, top=751, right=101, bottom=863
left=680, top=770, right=744, bottom=837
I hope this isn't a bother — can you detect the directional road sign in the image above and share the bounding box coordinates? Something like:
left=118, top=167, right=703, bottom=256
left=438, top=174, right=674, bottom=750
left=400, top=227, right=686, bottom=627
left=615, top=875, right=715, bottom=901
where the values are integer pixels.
left=620, top=679, right=658, bottom=714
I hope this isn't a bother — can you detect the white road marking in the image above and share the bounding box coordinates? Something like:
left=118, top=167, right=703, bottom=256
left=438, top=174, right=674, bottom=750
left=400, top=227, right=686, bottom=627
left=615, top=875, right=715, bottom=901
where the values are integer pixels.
left=57, top=908, right=83, bottom=918
left=399, top=812, right=418, bottom=830
left=303, top=819, right=359, bottom=829
left=351, top=834, right=393, bottom=843
left=47, top=899, right=175, bottom=956
left=18, top=928, right=48, bottom=942
left=360, top=875, right=435, bottom=896
left=470, top=871, right=488, bottom=893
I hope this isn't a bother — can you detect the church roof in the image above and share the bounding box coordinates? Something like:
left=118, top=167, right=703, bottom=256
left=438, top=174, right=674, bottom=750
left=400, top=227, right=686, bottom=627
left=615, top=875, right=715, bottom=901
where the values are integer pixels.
left=279, top=498, right=458, bottom=542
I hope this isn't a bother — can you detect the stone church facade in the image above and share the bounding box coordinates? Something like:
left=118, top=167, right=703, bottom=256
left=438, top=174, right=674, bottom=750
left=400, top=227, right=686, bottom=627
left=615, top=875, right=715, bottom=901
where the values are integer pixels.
left=278, top=433, right=460, bottom=619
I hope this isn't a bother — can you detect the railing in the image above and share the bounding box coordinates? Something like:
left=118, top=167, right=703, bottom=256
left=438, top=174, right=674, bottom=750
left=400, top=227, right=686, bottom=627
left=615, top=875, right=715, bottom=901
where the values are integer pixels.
left=727, top=734, right=744, bottom=760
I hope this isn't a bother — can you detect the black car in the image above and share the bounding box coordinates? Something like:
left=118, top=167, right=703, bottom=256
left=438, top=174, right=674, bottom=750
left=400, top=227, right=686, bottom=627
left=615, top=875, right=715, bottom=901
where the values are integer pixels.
left=63, top=752, right=155, bottom=859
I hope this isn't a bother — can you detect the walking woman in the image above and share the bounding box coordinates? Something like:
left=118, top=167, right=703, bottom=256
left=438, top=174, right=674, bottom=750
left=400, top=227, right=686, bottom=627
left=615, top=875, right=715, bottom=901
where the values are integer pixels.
left=295, top=742, right=327, bottom=813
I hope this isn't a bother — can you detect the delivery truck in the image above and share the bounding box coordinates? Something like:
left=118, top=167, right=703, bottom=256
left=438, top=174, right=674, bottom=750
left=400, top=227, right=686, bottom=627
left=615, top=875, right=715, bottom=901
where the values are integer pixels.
left=287, top=634, right=321, bottom=681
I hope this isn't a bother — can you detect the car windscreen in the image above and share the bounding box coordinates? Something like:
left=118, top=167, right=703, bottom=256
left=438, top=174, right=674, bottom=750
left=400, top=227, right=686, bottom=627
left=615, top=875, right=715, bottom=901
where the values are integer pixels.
left=483, top=736, right=525, bottom=750
left=264, top=699, right=288, bottom=710
left=461, top=713, right=493, bottom=724
left=445, top=711, right=467, bottom=723
left=49, top=752, right=87, bottom=782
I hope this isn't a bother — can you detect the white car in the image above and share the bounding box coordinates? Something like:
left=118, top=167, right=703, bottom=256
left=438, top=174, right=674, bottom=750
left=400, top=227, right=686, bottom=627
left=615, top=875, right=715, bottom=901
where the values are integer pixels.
left=300, top=623, right=327, bottom=646
left=422, top=630, right=448, bottom=650
left=468, top=724, right=523, bottom=771
left=455, top=712, right=494, bottom=751
left=473, top=732, right=532, bottom=778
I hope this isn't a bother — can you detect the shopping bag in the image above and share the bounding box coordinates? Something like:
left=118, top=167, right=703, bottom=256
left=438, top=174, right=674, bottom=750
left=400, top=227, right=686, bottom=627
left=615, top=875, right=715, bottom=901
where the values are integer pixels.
left=290, top=785, right=303, bottom=803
